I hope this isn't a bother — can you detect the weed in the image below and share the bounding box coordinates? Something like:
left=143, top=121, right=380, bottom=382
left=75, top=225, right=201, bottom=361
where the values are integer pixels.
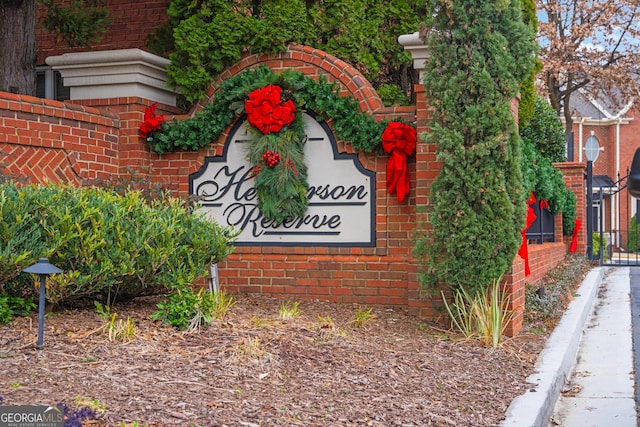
left=94, top=302, right=135, bottom=342
left=235, top=337, right=264, bottom=359
left=81, top=356, right=98, bottom=363
left=279, top=301, right=301, bottom=321
left=107, top=314, right=136, bottom=342
left=73, top=396, right=106, bottom=414
left=250, top=315, right=273, bottom=328
left=351, top=306, right=375, bottom=328
left=234, top=385, right=244, bottom=398
left=94, top=301, right=111, bottom=320
left=317, top=314, right=334, bottom=329
left=316, top=314, right=348, bottom=340
left=152, top=288, right=236, bottom=331
left=211, top=289, right=236, bottom=321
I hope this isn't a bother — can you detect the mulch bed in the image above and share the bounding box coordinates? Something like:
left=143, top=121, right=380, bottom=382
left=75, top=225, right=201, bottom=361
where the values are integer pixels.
left=0, top=294, right=547, bottom=426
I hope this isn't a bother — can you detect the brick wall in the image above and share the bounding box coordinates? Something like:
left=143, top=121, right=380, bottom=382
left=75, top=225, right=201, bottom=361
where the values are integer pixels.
left=36, top=0, right=171, bottom=65
left=0, top=93, right=120, bottom=183
left=0, top=44, right=584, bottom=335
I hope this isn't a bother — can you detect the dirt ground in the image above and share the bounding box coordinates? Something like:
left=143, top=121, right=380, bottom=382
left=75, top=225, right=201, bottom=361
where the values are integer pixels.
left=0, top=289, right=554, bottom=427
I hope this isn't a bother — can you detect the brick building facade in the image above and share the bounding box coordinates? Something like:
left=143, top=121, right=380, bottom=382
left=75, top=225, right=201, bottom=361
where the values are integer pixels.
left=571, top=93, right=640, bottom=252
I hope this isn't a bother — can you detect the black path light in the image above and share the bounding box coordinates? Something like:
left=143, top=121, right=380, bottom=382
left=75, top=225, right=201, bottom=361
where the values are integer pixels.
left=23, top=258, right=62, bottom=348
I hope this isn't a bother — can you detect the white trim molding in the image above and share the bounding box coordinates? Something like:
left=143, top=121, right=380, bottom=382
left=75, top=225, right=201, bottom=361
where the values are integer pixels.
left=46, top=49, right=180, bottom=106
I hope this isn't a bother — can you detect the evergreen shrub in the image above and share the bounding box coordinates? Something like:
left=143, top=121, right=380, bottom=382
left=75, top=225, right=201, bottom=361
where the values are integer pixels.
left=417, top=0, right=536, bottom=295
left=0, top=182, right=235, bottom=306
left=629, top=215, right=639, bottom=253
left=519, top=95, right=577, bottom=235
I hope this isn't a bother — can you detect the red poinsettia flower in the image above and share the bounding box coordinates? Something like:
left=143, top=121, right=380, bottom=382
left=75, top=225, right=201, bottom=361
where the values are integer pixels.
left=382, top=122, right=417, bottom=202
left=140, top=103, right=165, bottom=139
left=245, top=85, right=296, bottom=134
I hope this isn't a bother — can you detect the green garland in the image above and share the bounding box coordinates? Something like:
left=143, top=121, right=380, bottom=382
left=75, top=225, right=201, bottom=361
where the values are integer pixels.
left=150, top=66, right=388, bottom=155
left=150, top=66, right=415, bottom=222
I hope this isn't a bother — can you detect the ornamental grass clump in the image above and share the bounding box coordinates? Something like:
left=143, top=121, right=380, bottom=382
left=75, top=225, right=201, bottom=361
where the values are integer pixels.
left=442, top=278, right=514, bottom=348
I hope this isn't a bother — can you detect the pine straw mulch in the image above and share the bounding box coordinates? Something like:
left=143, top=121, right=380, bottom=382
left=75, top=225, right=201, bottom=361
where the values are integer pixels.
left=0, top=256, right=592, bottom=427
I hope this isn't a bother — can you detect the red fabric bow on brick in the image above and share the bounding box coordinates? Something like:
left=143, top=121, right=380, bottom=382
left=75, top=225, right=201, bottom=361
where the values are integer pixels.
left=382, top=122, right=417, bottom=202
left=518, top=191, right=537, bottom=276
left=570, top=219, right=581, bottom=253
left=140, top=103, right=164, bottom=139
left=245, top=85, right=296, bottom=134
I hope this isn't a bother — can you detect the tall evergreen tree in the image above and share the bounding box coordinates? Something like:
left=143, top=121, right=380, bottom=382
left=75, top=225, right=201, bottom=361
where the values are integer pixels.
left=418, top=0, right=536, bottom=294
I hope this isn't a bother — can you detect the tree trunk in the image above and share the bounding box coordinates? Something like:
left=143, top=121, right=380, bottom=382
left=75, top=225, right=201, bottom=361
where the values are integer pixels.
left=0, top=0, right=36, bottom=95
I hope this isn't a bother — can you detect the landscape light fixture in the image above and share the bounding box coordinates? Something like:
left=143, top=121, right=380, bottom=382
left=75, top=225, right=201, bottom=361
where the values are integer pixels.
left=23, top=258, right=62, bottom=349
left=585, top=138, right=599, bottom=261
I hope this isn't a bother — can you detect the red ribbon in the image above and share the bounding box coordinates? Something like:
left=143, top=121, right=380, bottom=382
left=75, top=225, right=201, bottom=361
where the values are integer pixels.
left=570, top=219, right=581, bottom=253
left=518, top=204, right=537, bottom=276
left=139, top=103, right=164, bottom=139
left=382, top=122, right=417, bottom=202
left=245, top=85, right=296, bottom=134
left=540, top=200, right=549, bottom=209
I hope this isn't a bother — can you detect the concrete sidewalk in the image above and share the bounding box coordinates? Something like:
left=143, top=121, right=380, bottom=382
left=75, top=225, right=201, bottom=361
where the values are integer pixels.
left=501, top=267, right=637, bottom=427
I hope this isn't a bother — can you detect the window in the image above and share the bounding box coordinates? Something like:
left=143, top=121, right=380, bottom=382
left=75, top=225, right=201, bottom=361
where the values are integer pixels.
left=585, top=135, right=600, bottom=163
left=36, top=67, right=70, bottom=101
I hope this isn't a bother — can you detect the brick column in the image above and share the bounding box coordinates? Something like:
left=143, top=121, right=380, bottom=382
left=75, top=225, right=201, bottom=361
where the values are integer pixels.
left=556, top=162, right=586, bottom=254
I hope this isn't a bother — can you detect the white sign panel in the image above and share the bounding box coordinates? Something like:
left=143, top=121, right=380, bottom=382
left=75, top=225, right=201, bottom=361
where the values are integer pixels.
left=190, top=113, right=375, bottom=246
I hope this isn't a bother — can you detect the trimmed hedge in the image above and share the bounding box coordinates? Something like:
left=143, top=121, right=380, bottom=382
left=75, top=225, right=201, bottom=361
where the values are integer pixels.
left=0, top=182, right=235, bottom=306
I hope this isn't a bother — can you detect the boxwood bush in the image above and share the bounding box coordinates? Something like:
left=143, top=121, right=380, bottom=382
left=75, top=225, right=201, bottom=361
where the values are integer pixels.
left=0, top=182, right=235, bottom=306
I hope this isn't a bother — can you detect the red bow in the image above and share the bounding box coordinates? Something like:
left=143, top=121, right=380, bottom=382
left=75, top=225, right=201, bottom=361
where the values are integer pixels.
left=245, top=85, right=296, bottom=134
left=540, top=200, right=550, bottom=209
left=518, top=204, right=537, bottom=276
left=382, top=122, right=417, bottom=202
left=140, top=103, right=164, bottom=139
left=569, top=219, right=581, bottom=253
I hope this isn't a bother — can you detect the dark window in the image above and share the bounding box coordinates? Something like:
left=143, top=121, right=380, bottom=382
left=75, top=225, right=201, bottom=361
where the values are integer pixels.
left=35, top=68, right=70, bottom=101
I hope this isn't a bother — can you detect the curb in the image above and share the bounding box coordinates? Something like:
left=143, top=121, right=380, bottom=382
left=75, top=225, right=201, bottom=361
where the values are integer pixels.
left=500, top=266, right=608, bottom=427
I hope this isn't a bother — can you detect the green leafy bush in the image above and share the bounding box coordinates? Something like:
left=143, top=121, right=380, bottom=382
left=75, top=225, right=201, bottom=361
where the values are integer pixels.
left=0, top=182, right=236, bottom=307
left=521, top=138, right=577, bottom=235
left=629, top=215, right=639, bottom=253
left=520, top=96, right=567, bottom=162
left=154, top=0, right=423, bottom=102
left=377, top=84, right=410, bottom=107
left=0, top=293, right=35, bottom=324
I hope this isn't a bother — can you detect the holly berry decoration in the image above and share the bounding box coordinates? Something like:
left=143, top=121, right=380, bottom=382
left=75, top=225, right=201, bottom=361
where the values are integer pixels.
left=262, top=150, right=281, bottom=168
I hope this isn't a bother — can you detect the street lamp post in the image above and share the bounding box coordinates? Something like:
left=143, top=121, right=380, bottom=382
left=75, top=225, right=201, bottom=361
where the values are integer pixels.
left=23, top=258, right=62, bottom=348
left=585, top=136, right=600, bottom=261
left=586, top=160, right=594, bottom=260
